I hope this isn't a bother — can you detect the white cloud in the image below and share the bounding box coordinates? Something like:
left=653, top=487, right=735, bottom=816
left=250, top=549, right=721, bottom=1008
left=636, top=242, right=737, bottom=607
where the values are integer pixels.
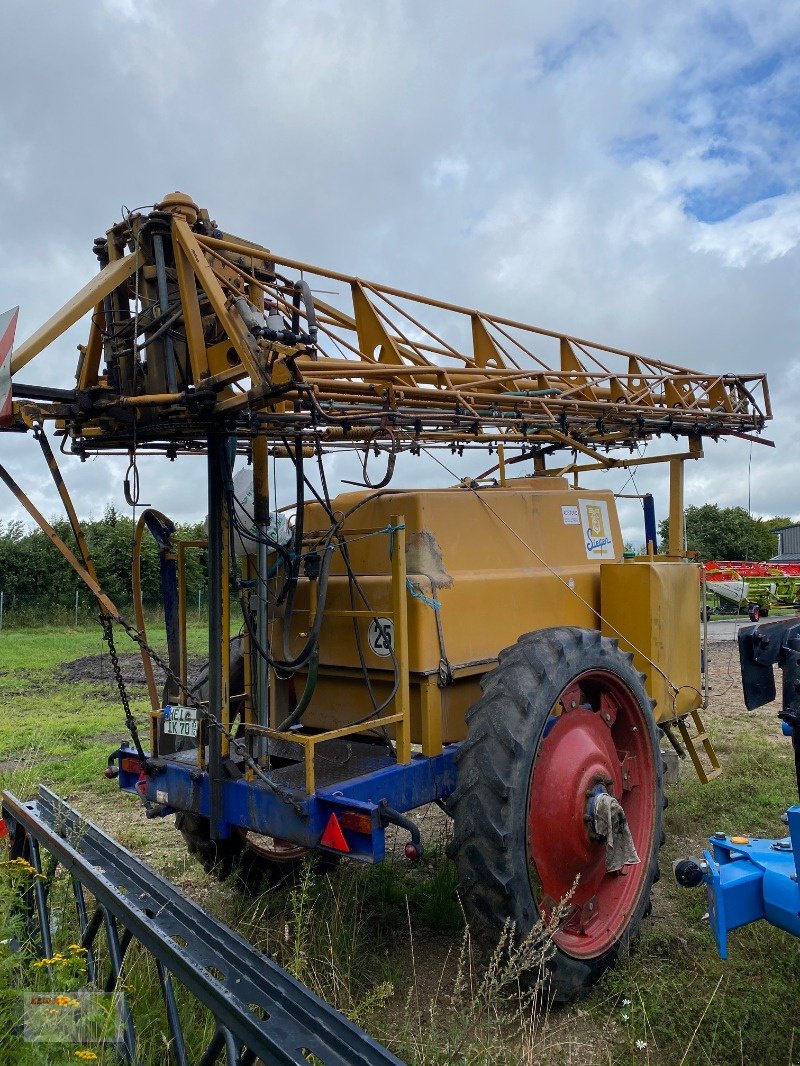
left=690, top=194, right=800, bottom=266
left=426, top=156, right=469, bottom=189
left=0, top=0, right=798, bottom=541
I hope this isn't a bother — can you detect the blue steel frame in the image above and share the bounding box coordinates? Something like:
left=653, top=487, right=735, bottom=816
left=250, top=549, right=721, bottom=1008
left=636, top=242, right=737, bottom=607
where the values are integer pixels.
left=111, top=742, right=459, bottom=862
left=692, top=617, right=800, bottom=959
left=700, top=806, right=800, bottom=959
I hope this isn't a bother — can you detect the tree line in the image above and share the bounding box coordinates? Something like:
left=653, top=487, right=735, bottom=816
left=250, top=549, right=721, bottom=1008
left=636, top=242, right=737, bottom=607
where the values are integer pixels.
left=659, top=505, right=792, bottom=561
left=0, top=506, right=207, bottom=612
left=1, top=501, right=793, bottom=618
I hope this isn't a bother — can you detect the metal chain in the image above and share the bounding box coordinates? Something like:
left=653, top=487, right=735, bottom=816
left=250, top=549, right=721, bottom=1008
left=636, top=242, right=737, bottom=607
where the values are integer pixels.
left=99, top=611, right=303, bottom=811
left=100, top=614, right=146, bottom=760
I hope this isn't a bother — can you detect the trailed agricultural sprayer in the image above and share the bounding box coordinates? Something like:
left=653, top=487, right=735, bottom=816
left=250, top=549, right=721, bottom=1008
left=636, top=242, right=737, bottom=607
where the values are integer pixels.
left=0, top=193, right=772, bottom=1002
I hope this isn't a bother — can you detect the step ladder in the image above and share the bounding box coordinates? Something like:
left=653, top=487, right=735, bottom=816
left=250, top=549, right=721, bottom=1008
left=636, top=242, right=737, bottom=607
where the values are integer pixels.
left=676, top=708, right=722, bottom=783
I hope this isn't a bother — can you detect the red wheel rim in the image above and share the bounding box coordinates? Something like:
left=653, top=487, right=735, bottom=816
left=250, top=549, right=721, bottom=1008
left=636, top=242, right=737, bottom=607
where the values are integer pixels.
left=527, top=669, right=656, bottom=958
left=242, top=832, right=309, bottom=864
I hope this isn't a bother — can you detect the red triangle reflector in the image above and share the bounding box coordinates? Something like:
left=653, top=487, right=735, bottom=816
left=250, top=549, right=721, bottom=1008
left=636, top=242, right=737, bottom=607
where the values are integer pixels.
left=320, top=813, right=350, bottom=853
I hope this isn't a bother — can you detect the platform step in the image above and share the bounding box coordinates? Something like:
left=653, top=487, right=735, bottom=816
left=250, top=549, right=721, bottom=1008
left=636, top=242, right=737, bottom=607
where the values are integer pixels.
left=676, top=709, right=721, bottom=784
left=269, top=736, right=396, bottom=793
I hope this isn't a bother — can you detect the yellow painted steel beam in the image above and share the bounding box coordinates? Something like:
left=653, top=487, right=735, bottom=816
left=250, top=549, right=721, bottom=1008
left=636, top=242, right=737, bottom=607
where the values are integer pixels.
left=11, top=251, right=142, bottom=374
left=36, top=430, right=99, bottom=584
left=669, top=457, right=685, bottom=555
left=173, top=233, right=209, bottom=384
left=173, top=217, right=262, bottom=385
left=77, top=303, right=104, bottom=391
left=0, top=462, right=121, bottom=620
left=256, top=713, right=406, bottom=795
left=1, top=197, right=770, bottom=459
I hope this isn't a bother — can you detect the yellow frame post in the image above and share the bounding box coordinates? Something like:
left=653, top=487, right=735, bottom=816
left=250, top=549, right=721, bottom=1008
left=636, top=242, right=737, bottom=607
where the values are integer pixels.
left=249, top=518, right=411, bottom=793
left=669, top=458, right=685, bottom=555
left=390, top=514, right=411, bottom=765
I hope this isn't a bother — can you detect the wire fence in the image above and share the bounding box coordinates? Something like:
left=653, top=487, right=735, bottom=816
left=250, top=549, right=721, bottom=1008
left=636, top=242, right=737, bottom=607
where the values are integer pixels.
left=0, top=590, right=209, bottom=630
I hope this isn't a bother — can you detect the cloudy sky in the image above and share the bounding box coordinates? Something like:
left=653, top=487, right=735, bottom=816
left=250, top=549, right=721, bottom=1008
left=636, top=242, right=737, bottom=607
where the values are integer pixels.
left=1, top=0, right=799, bottom=547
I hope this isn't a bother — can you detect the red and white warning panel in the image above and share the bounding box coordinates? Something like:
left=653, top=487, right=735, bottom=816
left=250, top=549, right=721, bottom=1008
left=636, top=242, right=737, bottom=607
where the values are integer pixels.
left=0, top=306, right=19, bottom=426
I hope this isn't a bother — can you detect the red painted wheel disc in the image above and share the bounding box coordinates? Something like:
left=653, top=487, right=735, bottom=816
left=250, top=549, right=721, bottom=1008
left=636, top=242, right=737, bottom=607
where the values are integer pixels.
left=527, top=669, right=656, bottom=958
left=242, top=832, right=309, bottom=864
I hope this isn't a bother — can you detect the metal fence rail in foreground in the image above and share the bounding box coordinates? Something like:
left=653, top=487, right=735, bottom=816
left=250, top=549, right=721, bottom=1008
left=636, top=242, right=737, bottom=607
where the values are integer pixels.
left=2, top=786, right=405, bottom=1066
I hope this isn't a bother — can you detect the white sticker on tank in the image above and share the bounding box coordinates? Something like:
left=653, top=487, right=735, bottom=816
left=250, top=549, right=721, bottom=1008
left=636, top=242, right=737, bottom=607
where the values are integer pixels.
left=368, top=617, right=394, bottom=657
left=561, top=505, right=579, bottom=525
left=578, top=499, right=614, bottom=560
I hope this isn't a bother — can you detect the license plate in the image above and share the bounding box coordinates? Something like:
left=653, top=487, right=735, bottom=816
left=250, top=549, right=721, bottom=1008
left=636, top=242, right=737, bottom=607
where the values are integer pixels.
left=163, top=705, right=198, bottom=738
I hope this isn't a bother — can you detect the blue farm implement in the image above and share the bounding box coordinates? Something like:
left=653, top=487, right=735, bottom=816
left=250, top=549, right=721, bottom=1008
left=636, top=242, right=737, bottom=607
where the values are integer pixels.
left=676, top=617, right=800, bottom=956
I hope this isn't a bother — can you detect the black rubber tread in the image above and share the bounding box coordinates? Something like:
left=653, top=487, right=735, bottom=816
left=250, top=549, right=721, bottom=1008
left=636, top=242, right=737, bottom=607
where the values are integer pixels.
left=175, top=810, right=245, bottom=882
left=447, top=626, right=665, bottom=1004
left=176, top=811, right=339, bottom=889
left=175, top=810, right=311, bottom=890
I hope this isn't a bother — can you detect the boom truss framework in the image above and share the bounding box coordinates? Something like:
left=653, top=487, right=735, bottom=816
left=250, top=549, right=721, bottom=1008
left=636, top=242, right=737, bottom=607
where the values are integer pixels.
left=4, top=192, right=770, bottom=470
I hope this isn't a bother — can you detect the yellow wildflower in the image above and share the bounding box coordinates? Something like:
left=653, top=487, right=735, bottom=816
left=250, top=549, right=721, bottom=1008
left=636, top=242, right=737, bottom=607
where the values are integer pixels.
left=75, top=1052, right=98, bottom=1061
left=69, top=944, right=88, bottom=954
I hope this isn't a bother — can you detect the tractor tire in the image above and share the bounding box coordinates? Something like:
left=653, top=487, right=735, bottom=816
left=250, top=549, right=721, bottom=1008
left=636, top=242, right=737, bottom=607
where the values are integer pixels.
left=176, top=637, right=336, bottom=887
left=448, top=627, right=664, bottom=1004
left=748, top=604, right=761, bottom=622
left=176, top=811, right=262, bottom=886
left=175, top=810, right=326, bottom=890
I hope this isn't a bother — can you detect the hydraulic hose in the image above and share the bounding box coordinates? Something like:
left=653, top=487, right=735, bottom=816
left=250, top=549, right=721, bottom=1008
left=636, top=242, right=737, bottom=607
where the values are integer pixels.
left=239, top=524, right=338, bottom=673
left=280, top=430, right=306, bottom=650
left=277, top=652, right=319, bottom=731
left=292, top=279, right=318, bottom=343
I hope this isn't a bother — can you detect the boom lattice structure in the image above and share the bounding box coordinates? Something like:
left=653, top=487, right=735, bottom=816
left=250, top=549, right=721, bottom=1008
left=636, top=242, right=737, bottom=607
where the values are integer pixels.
left=4, top=191, right=769, bottom=467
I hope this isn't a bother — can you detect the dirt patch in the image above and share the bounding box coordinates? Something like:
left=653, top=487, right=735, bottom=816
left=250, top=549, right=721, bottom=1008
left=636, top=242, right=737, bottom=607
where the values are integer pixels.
left=59, top=652, right=207, bottom=690
left=0, top=757, right=28, bottom=774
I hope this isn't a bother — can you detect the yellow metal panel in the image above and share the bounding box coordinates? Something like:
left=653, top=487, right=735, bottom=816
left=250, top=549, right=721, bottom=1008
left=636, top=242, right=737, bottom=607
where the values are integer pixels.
left=600, top=559, right=701, bottom=722
left=297, top=478, right=621, bottom=675
left=277, top=477, right=626, bottom=748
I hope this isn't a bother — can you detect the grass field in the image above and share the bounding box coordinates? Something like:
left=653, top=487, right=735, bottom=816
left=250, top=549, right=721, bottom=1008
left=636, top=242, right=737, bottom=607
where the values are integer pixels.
left=1, top=622, right=799, bottom=1064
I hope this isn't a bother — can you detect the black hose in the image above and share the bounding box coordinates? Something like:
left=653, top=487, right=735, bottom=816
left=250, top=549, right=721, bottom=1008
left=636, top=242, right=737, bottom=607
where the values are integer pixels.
left=280, top=431, right=306, bottom=657
left=277, top=652, right=319, bottom=731
left=238, top=519, right=339, bottom=672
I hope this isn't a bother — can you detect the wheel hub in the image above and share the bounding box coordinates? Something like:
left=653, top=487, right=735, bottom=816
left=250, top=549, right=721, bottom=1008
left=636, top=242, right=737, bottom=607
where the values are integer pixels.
left=529, top=706, right=622, bottom=906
